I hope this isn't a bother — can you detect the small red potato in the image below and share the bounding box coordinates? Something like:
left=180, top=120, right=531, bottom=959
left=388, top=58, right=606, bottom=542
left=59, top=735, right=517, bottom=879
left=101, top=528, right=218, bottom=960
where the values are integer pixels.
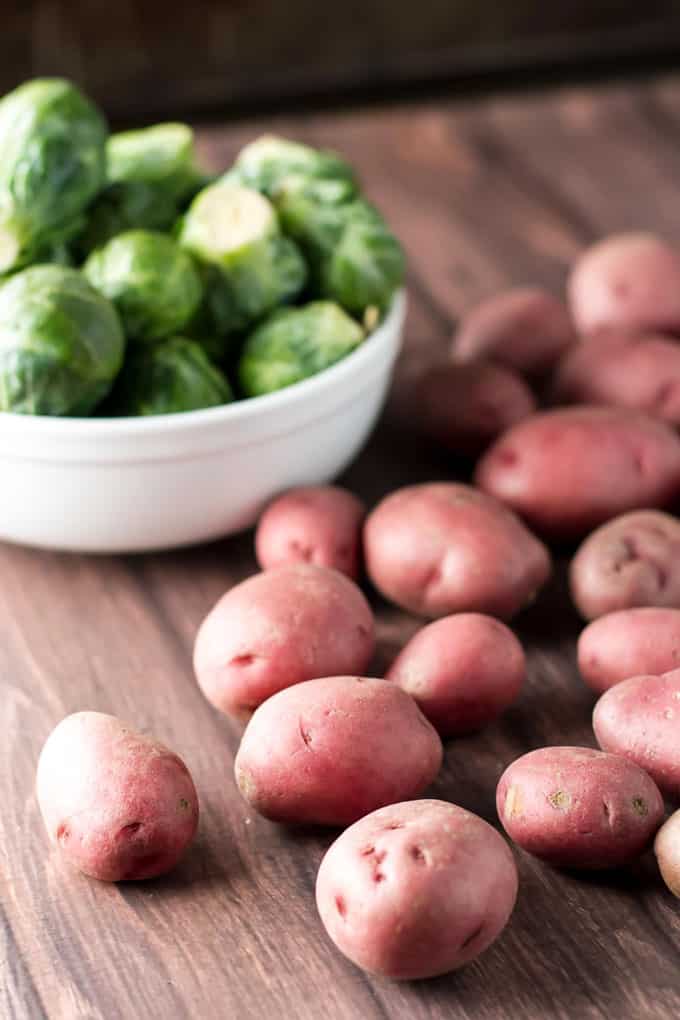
left=363, top=482, right=551, bottom=620
left=386, top=613, right=526, bottom=736
left=234, top=676, right=443, bottom=826
left=315, top=799, right=518, bottom=979
left=36, top=712, right=199, bottom=882
left=553, top=330, right=680, bottom=425
left=255, top=485, right=366, bottom=579
left=655, top=811, right=680, bottom=897
left=475, top=407, right=680, bottom=538
left=496, top=746, right=664, bottom=869
left=193, top=564, right=374, bottom=718
left=570, top=511, right=680, bottom=620
left=568, top=233, right=680, bottom=335
left=405, top=360, right=536, bottom=455
left=451, top=286, right=575, bottom=377
left=593, top=670, right=680, bottom=799
left=578, top=608, right=680, bottom=694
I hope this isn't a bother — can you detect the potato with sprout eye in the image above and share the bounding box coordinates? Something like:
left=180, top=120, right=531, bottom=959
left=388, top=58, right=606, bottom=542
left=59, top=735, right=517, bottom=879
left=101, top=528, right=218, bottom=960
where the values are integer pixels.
left=238, top=301, right=364, bottom=397
left=315, top=800, right=518, bottom=979
left=84, top=230, right=203, bottom=343
left=111, top=337, right=232, bottom=416
left=0, top=264, right=125, bottom=416
left=0, top=78, right=107, bottom=272
left=226, top=134, right=356, bottom=197
left=178, top=180, right=307, bottom=335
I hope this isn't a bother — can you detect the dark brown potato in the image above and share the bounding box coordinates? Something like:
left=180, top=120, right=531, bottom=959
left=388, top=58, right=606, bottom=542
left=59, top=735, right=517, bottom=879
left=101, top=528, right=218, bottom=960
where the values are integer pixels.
left=404, top=360, right=536, bottom=455
left=553, top=330, right=680, bottom=426
left=451, top=286, right=575, bottom=377
left=475, top=407, right=680, bottom=538
left=570, top=511, right=680, bottom=620
left=568, top=232, right=680, bottom=335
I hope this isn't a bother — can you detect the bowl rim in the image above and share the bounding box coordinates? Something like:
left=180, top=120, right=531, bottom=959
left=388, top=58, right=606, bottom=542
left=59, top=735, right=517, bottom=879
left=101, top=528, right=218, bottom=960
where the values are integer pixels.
left=0, top=290, right=406, bottom=437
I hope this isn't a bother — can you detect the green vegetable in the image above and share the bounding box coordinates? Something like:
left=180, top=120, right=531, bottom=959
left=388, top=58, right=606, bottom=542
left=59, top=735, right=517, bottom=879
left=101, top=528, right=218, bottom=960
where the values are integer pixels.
left=178, top=181, right=307, bottom=334
left=238, top=301, right=364, bottom=396
left=275, top=179, right=404, bottom=318
left=226, top=134, right=356, bottom=197
left=76, top=180, right=178, bottom=256
left=83, top=230, right=204, bottom=343
left=112, top=336, right=233, bottom=415
left=0, top=78, right=107, bottom=273
left=107, top=122, right=204, bottom=203
left=0, top=264, right=125, bottom=415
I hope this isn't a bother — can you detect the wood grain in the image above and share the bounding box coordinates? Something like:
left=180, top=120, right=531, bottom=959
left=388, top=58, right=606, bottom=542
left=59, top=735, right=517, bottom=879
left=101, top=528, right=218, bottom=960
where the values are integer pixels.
left=3, top=75, right=680, bottom=1019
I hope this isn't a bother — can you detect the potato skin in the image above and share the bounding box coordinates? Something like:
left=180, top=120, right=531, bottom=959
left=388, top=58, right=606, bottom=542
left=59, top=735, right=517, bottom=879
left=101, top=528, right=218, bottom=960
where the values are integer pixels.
left=655, top=811, right=680, bottom=897
left=593, top=670, right=680, bottom=799
left=255, top=485, right=366, bottom=579
left=475, top=407, right=680, bottom=538
left=496, top=746, right=664, bottom=869
left=315, top=799, right=518, bottom=979
left=36, top=712, right=199, bottom=882
left=406, top=360, right=536, bottom=455
left=451, top=286, right=575, bottom=377
left=570, top=511, right=680, bottom=620
left=578, top=608, right=680, bottom=694
left=234, top=677, right=443, bottom=826
left=553, top=330, right=680, bottom=425
left=193, top=564, right=374, bottom=718
left=568, top=233, right=680, bottom=335
left=363, top=483, right=551, bottom=620
left=386, top=613, right=526, bottom=736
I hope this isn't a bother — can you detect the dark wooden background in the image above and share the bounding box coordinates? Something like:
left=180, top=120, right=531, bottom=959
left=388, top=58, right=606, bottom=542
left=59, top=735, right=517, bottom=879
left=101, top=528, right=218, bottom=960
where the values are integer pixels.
left=2, top=1, right=680, bottom=120
left=5, top=70, right=680, bottom=1020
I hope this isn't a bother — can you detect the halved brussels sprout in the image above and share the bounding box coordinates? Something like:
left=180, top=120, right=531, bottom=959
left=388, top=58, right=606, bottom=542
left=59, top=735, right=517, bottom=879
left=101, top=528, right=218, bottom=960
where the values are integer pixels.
left=226, top=135, right=356, bottom=197
left=274, top=178, right=404, bottom=319
left=111, top=336, right=233, bottom=416
left=0, top=265, right=125, bottom=415
left=238, top=301, right=364, bottom=396
left=178, top=181, right=307, bottom=334
left=83, top=230, right=204, bottom=343
left=107, top=122, right=205, bottom=203
left=0, top=78, right=107, bottom=273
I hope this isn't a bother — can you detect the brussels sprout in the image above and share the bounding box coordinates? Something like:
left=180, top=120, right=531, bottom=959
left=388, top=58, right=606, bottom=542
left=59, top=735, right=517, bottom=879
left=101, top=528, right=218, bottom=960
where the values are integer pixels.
left=0, top=78, right=107, bottom=273
left=112, top=336, right=233, bottom=416
left=83, top=230, right=204, bottom=343
left=274, top=179, right=404, bottom=318
left=107, top=122, right=205, bottom=203
left=238, top=301, right=364, bottom=396
left=227, top=135, right=356, bottom=197
left=178, top=181, right=307, bottom=334
left=76, top=180, right=178, bottom=256
left=0, top=265, right=125, bottom=415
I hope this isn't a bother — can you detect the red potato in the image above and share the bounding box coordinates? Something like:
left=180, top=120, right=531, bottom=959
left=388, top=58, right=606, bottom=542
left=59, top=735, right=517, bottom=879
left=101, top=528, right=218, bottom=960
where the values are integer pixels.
left=363, top=482, right=551, bottom=620
left=570, top=511, right=680, bottom=620
left=234, top=676, right=443, bottom=826
left=193, top=564, right=375, bottom=718
left=451, top=286, right=575, bottom=376
left=655, top=811, right=680, bottom=897
left=36, top=712, right=199, bottom=882
left=315, top=799, right=518, bottom=979
left=497, top=746, right=664, bottom=869
left=405, top=360, right=536, bottom=455
left=568, top=233, right=680, bottom=335
left=475, top=407, right=680, bottom=538
left=593, top=670, right=680, bottom=799
left=255, top=485, right=366, bottom=579
left=578, top=608, right=680, bottom=694
left=553, top=330, right=680, bottom=425
left=386, top=613, right=526, bottom=736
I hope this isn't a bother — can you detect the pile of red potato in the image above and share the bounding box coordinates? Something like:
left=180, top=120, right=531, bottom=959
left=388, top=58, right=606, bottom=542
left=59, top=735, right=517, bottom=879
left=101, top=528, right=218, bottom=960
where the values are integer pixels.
left=36, top=231, right=680, bottom=980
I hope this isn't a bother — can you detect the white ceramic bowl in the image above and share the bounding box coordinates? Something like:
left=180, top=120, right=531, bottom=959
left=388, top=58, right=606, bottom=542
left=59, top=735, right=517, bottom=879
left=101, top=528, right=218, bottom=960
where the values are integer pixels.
left=0, top=292, right=405, bottom=553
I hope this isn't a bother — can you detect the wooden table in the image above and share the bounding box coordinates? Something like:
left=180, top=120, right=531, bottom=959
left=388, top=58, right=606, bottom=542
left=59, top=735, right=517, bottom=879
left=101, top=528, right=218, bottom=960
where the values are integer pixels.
left=4, top=73, right=680, bottom=1020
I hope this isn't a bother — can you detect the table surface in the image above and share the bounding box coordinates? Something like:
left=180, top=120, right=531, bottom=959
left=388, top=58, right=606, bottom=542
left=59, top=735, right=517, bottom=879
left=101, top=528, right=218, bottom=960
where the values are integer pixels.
left=4, top=72, right=680, bottom=1020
